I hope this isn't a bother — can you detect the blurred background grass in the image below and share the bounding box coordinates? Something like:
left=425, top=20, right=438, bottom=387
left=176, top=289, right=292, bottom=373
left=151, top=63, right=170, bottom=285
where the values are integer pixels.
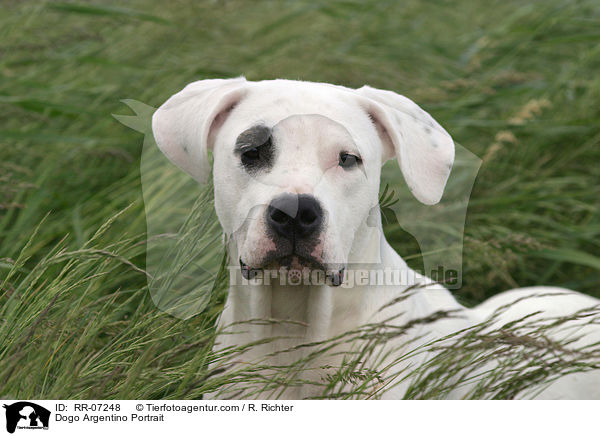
left=1, top=0, right=599, bottom=398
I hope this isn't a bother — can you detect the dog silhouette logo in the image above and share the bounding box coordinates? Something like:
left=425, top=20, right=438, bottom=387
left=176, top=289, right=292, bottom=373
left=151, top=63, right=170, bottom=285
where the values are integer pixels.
left=2, top=402, right=50, bottom=434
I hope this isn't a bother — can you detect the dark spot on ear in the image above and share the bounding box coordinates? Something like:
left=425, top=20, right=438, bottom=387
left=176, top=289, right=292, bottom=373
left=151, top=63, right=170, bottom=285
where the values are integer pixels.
left=431, top=141, right=439, bottom=148
left=423, top=126, right=432, bottom=134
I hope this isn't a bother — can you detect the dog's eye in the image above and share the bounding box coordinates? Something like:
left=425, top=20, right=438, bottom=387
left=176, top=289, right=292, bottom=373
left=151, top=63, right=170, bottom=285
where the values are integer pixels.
left=241, top=147, right=260, bottom=165
left=339, top=152, right=361, bottom=169
left=240, top=136, right=271, bottom=166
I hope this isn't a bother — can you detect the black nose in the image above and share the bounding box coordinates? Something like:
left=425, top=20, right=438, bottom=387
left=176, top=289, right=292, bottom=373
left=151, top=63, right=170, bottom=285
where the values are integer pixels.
left=266, top=194, right=323, bottom=239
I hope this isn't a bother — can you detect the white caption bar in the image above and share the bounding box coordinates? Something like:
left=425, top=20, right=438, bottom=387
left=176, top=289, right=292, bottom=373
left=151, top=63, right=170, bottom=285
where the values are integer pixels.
left=0, top=400, right=596, bottom=436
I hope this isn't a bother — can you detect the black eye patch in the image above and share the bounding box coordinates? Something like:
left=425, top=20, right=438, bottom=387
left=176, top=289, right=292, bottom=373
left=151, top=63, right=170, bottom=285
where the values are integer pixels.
left=234, top=125, right=275, bottom=173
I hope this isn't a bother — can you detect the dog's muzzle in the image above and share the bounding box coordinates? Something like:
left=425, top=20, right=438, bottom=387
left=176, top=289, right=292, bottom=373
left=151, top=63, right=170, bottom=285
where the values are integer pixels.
left=238, top=193, right=346, bottom=286
left=266, top=194, right=323, bottom=240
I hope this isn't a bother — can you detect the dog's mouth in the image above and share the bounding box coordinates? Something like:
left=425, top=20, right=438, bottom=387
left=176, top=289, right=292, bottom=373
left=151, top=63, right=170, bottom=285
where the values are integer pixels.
left=239, top=257, right=345, bottom=287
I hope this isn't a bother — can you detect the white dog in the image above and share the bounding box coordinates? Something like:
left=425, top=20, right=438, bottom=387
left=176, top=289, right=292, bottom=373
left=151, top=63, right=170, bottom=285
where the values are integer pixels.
left=152, top=78, right=600, bottom=399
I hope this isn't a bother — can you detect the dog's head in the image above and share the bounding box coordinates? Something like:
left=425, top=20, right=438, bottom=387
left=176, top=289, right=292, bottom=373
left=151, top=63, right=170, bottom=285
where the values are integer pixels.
left=152, top=78, right=454, bottom=285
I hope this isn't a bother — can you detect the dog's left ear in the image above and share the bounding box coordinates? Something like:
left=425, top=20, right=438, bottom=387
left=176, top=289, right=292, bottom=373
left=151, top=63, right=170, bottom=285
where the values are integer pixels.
left=355, top=86, right=454, bottom=205
left=152, top=77, right=248, bottom=183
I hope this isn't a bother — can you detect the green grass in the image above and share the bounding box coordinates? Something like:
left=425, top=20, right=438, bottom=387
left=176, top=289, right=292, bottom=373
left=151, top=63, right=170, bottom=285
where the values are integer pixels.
left=1, top=0, right=599, bottom=399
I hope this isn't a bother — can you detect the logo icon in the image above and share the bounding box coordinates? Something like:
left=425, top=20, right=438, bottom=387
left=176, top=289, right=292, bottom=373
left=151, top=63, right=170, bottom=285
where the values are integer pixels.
left=2, top=402, right=50, bottom=434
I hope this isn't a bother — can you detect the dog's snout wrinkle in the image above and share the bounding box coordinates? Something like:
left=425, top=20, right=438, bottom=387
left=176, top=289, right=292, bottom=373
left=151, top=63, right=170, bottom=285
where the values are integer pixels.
left=266, top=194, right=323, bottom=240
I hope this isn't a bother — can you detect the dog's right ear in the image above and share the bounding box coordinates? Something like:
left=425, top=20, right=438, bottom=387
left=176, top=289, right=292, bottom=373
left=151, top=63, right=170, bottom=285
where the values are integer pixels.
left=152, top=77, right=248, bottom=183
left=354, top=86, right=454, bottom=205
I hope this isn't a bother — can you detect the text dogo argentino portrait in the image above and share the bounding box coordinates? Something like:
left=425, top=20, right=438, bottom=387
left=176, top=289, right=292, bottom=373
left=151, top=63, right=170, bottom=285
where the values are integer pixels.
left=152, top=78, right=600, bottom=399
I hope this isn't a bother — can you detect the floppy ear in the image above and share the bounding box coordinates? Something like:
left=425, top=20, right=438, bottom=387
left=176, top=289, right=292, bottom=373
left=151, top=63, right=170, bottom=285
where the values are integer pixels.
left=355, top=85, right=455, bottom=205
left=152, top=77, right=248, bottom=183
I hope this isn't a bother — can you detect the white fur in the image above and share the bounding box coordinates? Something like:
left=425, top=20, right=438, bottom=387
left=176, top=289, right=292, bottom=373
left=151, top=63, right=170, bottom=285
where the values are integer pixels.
left=153, top=78, right=600, bottom=399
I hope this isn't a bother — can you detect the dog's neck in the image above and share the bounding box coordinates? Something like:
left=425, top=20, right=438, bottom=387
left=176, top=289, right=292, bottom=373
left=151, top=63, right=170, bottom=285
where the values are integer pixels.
left=221, top=215, right=418, bottom=341
left=216, top=214, right=467, bottom=401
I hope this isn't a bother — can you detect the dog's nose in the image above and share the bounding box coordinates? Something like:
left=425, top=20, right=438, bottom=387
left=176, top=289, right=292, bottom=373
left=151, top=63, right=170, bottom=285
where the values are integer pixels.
left=266, top=194, right=323, bottom=239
